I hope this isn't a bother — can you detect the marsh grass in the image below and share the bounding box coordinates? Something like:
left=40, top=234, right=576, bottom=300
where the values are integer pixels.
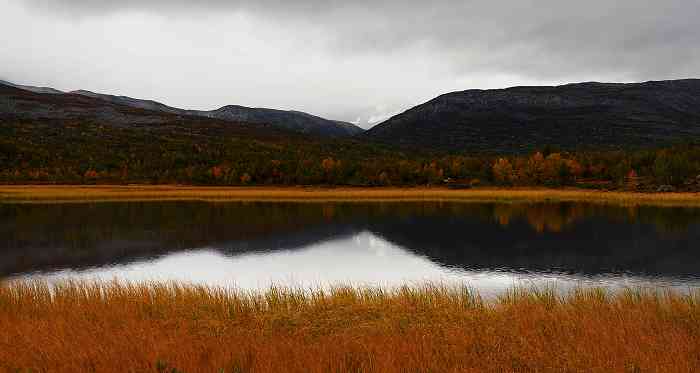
left=1, top=185, right=700, bottom=206
left=1, top=280, right=699, bottom=372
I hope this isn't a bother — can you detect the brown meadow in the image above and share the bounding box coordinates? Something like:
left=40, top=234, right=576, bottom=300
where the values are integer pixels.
left=0, top=281, right=699, bottom=372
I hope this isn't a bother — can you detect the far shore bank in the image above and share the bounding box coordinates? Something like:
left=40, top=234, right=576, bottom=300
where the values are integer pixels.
left=1, top=185, right=699, bottom=205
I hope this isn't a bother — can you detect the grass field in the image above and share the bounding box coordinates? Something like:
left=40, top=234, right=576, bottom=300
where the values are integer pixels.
left=0, top=281, right=699, bottom=372
left=1, top=185, right=700, bottom=206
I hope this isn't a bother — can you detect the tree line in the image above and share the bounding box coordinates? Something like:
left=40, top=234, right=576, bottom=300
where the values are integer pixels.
left=2, top=119, right=700, bottom=189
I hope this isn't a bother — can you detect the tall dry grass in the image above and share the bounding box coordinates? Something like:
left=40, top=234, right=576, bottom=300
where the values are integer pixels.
left=0, top=281, right=699, bottom=372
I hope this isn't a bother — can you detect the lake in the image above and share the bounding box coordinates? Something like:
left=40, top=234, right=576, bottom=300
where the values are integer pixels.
left=2, top=201, right=700, bottom=295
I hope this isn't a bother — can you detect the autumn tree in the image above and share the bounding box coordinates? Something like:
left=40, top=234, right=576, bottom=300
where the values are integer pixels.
left=492, top=158, right=515, bottom=185
left=565, top=159, right=584, bottom=180
left=653, top=150, right=693, bottom=185
left=210, top=165, right=224, bottom=180
left=321, top=157, right=336, bottom=173
left=625, top=169, right=640, bottom=190
left=522, top=152, right=545, bottom=184
left=321, top=157, right=342, bottom=184
left=542, top=153, right=565, bottom=185
left=423, top=161, right=444, bottom=185
left=240, top=173, right=252, bottom=184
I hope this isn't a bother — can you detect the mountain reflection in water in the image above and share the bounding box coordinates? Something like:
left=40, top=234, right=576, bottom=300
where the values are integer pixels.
left=2, top=201, right=700, bottom=293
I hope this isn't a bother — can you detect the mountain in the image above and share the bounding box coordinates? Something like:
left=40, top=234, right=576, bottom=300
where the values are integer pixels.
left=68, top=89, right=363, bottom=137
left=0, top=81, right=398, bottom=186
left=69, top=89, right=185, bottom=115
left=197, top=105, right=363, bottom=137
left=0, top=79, right=64, bottom=95
left=0, top=83, right=187, bottom=125
left=1, top=83, right=153, bottom=123
left=365, top=79, right=700, bottom=153
left=0, top=80, right=363, bottom=137
left=0, top=82, right=298, bottom=141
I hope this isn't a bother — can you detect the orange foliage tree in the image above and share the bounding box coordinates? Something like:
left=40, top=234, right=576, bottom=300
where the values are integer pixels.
left=492, top=158, right=515, bottom=185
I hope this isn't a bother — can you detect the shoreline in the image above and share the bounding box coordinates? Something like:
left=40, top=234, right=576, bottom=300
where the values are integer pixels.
left=1, top=185, right=700, bottom=205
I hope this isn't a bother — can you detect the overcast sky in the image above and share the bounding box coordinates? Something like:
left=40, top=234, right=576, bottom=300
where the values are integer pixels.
left=2, top=0, right=699, bottom=128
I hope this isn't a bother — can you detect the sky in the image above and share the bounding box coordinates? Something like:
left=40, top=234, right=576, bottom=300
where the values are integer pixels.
left=2, top=1, right=699, bottom=128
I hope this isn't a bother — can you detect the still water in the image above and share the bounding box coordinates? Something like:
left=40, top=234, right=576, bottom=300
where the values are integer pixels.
left=2, top=201, right=700, bottom=294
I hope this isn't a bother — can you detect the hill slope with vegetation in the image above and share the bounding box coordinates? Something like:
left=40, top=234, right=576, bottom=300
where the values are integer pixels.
left=366, top=79, right=700, bottom=153
left=70, top=89, right=363, bottom=138
left=2, top=80, right=700, bottom=189
left=0, top=81, right=363, bottom=137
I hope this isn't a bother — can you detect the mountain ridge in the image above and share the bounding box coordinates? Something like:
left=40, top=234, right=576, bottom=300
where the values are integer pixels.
left=68, top=90, right=363, bottom=137
left=197, top=104, right=362, bottom=137
left=0, top=79, right=64, bottom=95
left=5, top=78, right=700, bottom=148
left=366, top=78, right=700, bottom=153
left=0, top=80, right=363, bottom=138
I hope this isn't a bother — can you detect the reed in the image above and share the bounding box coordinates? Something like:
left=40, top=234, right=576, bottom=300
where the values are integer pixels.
left=0, top=281, right=699, bottom=372
left=1, top=185, right=700, bottom=206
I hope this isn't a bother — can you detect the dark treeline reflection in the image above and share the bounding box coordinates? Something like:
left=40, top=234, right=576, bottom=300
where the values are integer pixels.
left=1, top=201, right=700, bottom=278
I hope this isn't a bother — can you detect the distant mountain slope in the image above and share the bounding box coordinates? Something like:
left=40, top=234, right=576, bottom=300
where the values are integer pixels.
left=0, top=82, right=291, bottom=141
left=0, top=79, right=64, bottom=95
left=69, top=89, right=184, bottom=115
left=68, top=89, right=363, bottom=137
left=198, top=105, right=363, bottom=137
left=0, top=83, right=167, bottom=124
left=0, top=80, right=363, bottom=137
left=365, top=79, right=700, bottom=153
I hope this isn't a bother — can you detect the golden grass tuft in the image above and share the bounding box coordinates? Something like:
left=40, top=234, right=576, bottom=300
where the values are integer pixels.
left=1, top=281, right=699, bottom=372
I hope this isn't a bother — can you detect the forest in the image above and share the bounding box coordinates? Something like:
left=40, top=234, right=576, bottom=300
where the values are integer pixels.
left=2, top=118, right=700, bottom=190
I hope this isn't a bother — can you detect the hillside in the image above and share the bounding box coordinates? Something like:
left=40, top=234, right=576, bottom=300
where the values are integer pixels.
left=0, top=82, right=413, bottom=186
left=0, top=80, right=362, bottom=137
left=0, top=79, right=64, bottom=95
left=365, top=79, right=700, bottom=153
left=69, top=89, right=185, bottom=115
left=4, top=79, right=700, bottom=188
left=197, top=105, right=362, bottom=137
left=0, top=83, right=186, bottom=125
left=68, top=89, right=363, bottom=137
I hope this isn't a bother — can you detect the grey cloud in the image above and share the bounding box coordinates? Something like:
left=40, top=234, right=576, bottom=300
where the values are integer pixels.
left=25, top=0, right=700, bottom=80
left=7, top=0, right=700, bottom=125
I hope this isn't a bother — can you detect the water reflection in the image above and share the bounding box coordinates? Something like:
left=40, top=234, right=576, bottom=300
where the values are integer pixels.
left=2, top=201, right=700, bottom=293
